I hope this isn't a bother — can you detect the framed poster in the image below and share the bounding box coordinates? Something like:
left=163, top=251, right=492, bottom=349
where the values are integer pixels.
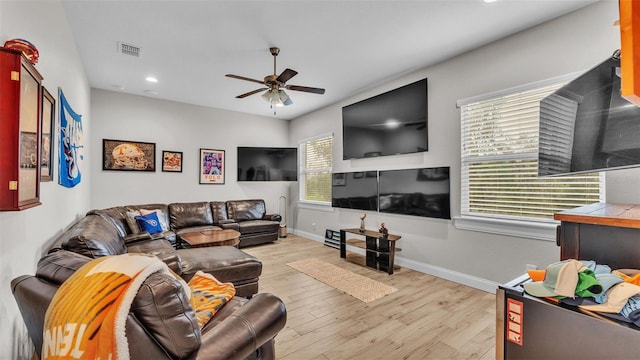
left=162, top=150, right=183, bottom=172
left=199, top=148, right=225, bottom=184
left=41, top=87, right=55, bottom=181
left=102, top=139, right=156, bottom=172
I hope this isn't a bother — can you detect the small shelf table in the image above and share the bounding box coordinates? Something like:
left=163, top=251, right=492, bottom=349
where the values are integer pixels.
left=339, top=228, right=401, bottom=274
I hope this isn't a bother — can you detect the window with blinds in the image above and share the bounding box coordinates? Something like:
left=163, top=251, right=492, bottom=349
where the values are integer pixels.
left=460, top=82, right=603, bottom=221
left=300, top=134, right=333, bottom=203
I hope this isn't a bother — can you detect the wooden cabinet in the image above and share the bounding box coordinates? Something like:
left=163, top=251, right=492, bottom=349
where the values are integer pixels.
left=555, top=203, right=640, bottom=269
left=497, top=202, right=640, bottom=359
left=0, top=47, right=43, bottom=211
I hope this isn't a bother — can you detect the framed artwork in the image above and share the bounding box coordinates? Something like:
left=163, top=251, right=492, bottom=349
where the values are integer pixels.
left=19, top=132, right=37, bottom=168
left=41, top=87, right=55, bottom=181
left=332, top=173, right=346, bottom=186
left=162, top=150, right=183, bottom=172
left=102, top=139, right=156, bottom=171
left=199, top=148, right=225, bottom=184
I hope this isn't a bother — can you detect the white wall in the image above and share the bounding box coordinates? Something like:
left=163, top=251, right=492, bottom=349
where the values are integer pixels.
left=290, top=1, right=628, bottom=290
left=89, top=89, right=292, bottom=214
left=0, top=1, right=91, bottom=358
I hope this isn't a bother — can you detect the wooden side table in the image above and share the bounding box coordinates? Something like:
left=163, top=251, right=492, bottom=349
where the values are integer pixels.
left=339, top=228, right=401, bottom=274
left=181, top=229, right=241, bottom=248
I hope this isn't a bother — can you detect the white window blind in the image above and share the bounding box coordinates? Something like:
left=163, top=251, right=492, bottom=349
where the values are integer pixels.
left=300, top=134, right=333, bottom=203
left=460, top=83, right=603, bottom=221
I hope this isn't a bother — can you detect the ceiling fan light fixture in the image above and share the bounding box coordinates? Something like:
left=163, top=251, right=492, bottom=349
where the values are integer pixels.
left=278, top=89, right=292, bottom=106
left=262, top=89, right=285, bottom=107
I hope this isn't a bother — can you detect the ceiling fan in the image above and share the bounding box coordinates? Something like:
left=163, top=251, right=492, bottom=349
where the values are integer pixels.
left=226, top=47, right=325, bottom=112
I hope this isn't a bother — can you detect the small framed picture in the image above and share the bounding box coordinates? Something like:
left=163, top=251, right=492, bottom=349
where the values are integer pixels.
left=199, top=148, right=225, bottom=184
left=41, top=87, right=55, bottom=181
left=332, top=173, right=346, bottom=186
left=162, top=150, right=183, bottom=172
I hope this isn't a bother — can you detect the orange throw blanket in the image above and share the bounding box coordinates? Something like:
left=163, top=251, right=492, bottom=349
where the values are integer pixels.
left=42, top=253, right=182, bottom=359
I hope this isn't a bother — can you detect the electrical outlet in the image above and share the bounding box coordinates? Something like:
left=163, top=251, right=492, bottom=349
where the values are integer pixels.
left=525, top=264, right=537, bottom=271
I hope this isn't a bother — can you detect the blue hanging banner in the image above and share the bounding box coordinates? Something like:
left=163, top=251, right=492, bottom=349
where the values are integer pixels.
left=58, top=89, right=83, bottom=188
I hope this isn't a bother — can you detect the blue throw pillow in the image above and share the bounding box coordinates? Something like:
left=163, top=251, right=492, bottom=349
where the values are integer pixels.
left=135, top=212, right=163, bottom=234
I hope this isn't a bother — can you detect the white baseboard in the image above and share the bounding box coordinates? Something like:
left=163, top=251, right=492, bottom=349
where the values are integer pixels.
left=291, top=228, right=498, bottom=294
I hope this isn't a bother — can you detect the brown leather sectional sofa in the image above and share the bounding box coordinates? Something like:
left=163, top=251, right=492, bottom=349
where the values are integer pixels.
left=13, top=250, right=286, bottom=359
left=11, top=199, right=287, bottom=359
left=90, top=199, right=282, bottom=249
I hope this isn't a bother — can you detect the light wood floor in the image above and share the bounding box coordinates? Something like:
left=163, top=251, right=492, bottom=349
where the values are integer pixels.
left=243, top=234, right=496, bottom=360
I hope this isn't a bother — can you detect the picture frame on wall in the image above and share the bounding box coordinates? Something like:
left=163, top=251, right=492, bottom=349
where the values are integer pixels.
left=41, top=87, right=55, bottom=181
left=102, top=139, right=156, bottom=172
left=332, top=173, right=346, bottom=186
left=162, top=150, right=183, bottom=172
left=199, top=148, right=225, bottom=184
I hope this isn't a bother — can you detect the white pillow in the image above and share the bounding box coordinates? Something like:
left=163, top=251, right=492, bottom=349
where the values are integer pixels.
left=139, top=209, right=169, bottom=231
left=125, top=210, right=142, bottom=234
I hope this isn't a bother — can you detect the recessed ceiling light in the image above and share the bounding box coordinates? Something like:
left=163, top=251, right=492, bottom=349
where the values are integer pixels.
left=145, top=76, right=158, bottom=83
left=385, top=119, right=400, bottom=128
left=484, top=0, right=498, bottom=3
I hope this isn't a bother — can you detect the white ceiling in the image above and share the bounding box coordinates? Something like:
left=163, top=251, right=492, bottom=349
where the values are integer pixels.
left=61, top=0, right=598, bottom=120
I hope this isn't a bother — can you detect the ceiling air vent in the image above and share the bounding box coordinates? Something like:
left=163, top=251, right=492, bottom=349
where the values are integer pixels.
left=118, top=42, right=141, bottom=57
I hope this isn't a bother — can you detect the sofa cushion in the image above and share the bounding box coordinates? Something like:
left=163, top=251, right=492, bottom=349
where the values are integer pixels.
left=226, top=200, right=266, bottom=221
left=129, top=271, right=201, bottom=359
left=237, top=220, right=280, bottom=235
left=59, top=215, right=127, bottom=258
left=178, top=247, right=262, bottom=284
left=188, top=271, right=235, bottom=329
left=36, top=250, right=91, bottom=285
left=140, top=208, right=170, bottom=231
left=169, top=202, right=214, bottom=230
left=126, top=210, right=142, bottom=234
left=210, top=201, right=229, bottom=223
left=136, top=212, right=164, bottom=234
left=87, top=206, right=131, bottom=237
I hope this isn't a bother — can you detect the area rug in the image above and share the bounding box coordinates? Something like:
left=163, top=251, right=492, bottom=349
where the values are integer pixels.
left=286, top=258, right=398, bottom=303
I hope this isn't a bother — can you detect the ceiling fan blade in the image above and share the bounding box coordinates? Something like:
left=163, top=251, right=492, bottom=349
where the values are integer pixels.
left=276, top=68, right=298, bottom=84
left=226, top=74, right=265, bottom=85
left=236, top=88, right=268, bottom=99
left=286, top=85, right=325, bottom=94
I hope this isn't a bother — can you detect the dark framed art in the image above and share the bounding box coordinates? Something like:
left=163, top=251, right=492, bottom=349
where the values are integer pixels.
left=199, top=148, right=225, bottom=184
left=332, top=173, right=346, bottom=186
left=41, top=87, right=55, bottom=181
left=162, top=150, right=183, bottom=172
left=102, top=139, right=156, bottom=172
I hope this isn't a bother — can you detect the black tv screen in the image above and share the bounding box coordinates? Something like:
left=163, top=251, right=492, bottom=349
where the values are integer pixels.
left=331, top=172, right=378, bottom=211
left=378, top=167, right=450, bottom=219
left=539, top=54, right=640, bottom=176
left=237, top=147, right=298, bottom=181
left=342, top=78, right=428, bottom=160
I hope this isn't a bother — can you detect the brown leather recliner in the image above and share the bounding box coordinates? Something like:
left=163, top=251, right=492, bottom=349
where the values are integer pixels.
left=11, top=250, right=287, bottom=360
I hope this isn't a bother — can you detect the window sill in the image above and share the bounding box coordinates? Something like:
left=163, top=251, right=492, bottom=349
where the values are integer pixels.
left=453, top=215, right=557, bottom=242
left=296, top=201, right=335, bottom=212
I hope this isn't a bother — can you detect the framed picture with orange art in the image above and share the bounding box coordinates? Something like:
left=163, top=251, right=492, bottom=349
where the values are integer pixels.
left=162, top=150, right=183, bottom=172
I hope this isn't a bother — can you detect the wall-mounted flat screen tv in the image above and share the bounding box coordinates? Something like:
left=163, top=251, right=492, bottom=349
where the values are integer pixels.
left=378, top=167, right=450, bottom=219
left=237, top=147, right=298, bottom=181
left=331, top=171, right=378, bottom=211
left=539, top=54, right=640, bottom=176
left=342, top=78, right=428, bottom=160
